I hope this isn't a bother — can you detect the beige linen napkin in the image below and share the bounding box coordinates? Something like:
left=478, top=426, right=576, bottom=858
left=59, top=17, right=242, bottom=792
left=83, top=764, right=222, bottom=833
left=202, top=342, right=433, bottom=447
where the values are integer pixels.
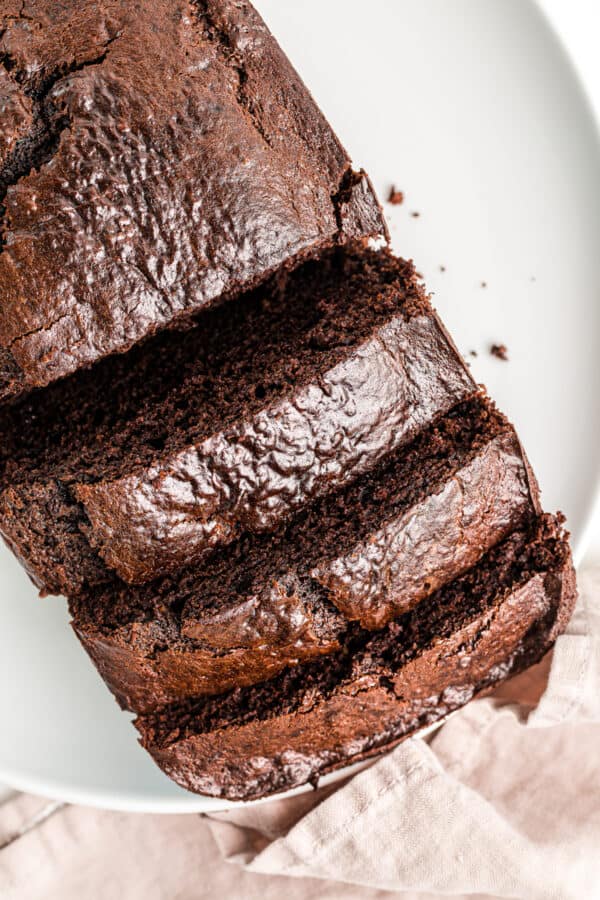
left=1, top=570, right=599, bottom=900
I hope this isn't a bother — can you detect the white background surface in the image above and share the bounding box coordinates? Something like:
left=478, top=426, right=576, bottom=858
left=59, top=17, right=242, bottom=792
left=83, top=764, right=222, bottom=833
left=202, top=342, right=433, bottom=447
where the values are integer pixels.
left=541, top=0, right=600, bottom=566
left=1, top=0, right=600, bottom=810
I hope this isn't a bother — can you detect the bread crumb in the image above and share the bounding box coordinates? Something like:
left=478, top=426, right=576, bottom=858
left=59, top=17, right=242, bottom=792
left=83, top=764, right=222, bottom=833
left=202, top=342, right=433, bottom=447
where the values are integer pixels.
left=439, top=265, right=446, bottom=272
left=387, top=187, right=404, bottom=205
left=469, top=350, right=478, bottom=357
left=490, top=344, right=508, bottom=361
left=411, top=211, right=420, bottom=218
left=481, top=281, right=487, bottom=288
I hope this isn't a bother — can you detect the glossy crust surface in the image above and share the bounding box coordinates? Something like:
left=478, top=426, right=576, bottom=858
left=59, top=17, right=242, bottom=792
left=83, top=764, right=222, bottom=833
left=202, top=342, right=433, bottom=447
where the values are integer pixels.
left=72, top=422, right=539, bottom=713
left=0, top=249, right=475, bottom=596
left=137, top=550, right=576, bottom=800
left=0, top=0, right=385, bottom=399
left=76, top=312, right=475, bottom=584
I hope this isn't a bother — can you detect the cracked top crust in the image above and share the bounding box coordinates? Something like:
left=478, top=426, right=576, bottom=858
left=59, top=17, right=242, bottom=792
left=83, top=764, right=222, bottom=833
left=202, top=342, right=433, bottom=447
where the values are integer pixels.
left=0, top=0, right=386, bottom=400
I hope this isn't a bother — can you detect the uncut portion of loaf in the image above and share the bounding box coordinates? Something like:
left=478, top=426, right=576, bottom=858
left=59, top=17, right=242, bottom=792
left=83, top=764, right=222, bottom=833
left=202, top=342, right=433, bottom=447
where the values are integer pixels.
left=70, top=397, right=540, bottom=713
left=0, top=249, right=476, bottom=596
left=136, top=516, right=576, bottom=800
left=0, top=0, right=385, bottom=401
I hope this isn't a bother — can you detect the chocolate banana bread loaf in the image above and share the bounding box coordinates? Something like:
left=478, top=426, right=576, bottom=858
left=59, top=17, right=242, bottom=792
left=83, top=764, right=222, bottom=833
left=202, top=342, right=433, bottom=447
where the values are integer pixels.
left=70, top=397, right=540, bottom=713
left=0, top=249, right=475, bottom=596
left=0, top=0, right=385, bottom=402
left=0, top=3, right=577, bottom=807
left=136, top=515, right=576, bottom=800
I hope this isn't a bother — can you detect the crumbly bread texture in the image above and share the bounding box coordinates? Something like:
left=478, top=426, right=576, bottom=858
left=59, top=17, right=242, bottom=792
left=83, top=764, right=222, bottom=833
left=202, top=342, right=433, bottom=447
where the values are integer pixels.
left=0, top=0, right=385, bottom=401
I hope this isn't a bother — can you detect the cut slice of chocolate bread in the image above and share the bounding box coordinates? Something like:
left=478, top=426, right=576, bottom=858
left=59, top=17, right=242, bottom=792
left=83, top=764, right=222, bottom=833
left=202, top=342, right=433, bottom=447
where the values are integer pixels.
left=0, top=0, right=386, bottom=402
left=136, top=515, right=576, bottom=800
left=0, top=249, right=476, bottom=595
left=70, top=397, right=540, bottom=714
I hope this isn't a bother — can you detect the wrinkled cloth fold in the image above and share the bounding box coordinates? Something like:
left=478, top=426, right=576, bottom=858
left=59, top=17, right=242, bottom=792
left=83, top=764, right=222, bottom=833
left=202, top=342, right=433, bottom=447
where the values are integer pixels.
left=1, top=571, right=599, bottom=900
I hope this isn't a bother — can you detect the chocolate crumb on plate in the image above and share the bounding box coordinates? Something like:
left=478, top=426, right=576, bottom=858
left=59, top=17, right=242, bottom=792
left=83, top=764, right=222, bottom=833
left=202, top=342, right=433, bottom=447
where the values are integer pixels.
left=491, top=344, right=509, bottom=361
left=388, top=187, right=404, bottom=205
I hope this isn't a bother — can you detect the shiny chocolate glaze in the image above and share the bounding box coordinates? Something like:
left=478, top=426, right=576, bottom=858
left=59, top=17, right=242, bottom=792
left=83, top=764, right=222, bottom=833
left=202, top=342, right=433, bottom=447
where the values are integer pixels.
left=76, top=313, right=476, bottom=584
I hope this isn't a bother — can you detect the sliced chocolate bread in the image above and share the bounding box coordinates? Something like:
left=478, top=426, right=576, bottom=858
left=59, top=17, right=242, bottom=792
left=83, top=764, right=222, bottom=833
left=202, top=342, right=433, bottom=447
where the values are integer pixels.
left=0, top=2, right=578, bottom=810
left=136, top=515, right=576, bottom=800
left=70, top=397, right=540, bottom=714
left=0, top=0, right=385, bottom=402
left=0, top=249, right=476, bottom=595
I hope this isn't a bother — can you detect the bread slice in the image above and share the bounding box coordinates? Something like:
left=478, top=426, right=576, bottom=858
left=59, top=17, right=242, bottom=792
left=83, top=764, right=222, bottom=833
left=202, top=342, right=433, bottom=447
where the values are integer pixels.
left=0, top=0, right=385, bottom=402
left=0, top=249, right=475, bottom=595
left=70, top=397, right=540, bottom=714
left=136, top=515, right=576, bottom=800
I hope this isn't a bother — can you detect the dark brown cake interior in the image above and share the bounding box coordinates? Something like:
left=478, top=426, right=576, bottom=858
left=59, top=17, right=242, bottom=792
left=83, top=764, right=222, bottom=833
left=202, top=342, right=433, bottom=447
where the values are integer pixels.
left=0, top=247, right=426, bottom=488
left=71, top=397, right=513, bottom=635
left=140, top=514, right=567, bottom=746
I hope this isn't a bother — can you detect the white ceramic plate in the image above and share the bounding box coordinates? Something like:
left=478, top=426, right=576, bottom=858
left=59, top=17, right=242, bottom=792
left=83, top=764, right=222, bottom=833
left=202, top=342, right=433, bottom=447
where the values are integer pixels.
left=1, top=0, right=599, bottom=813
